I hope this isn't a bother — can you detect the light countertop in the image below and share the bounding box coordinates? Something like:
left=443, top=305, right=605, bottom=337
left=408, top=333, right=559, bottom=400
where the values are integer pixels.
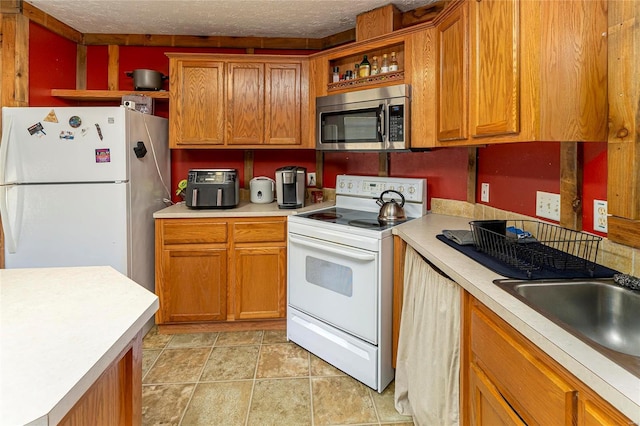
left=0, top=266, right=159, bottom=426
left=392, top=214, right=640, bottom=423
left=153, top=200, right=334, bottom=219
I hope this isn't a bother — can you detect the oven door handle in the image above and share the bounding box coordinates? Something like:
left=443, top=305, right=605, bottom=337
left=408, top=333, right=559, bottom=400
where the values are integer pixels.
left=289, top=235, right=376, bottom=261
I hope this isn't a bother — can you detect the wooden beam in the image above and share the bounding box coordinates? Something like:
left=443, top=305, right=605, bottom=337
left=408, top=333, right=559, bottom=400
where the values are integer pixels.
left=244, top=150, right=254, bottom=190
left=21, top=1, right=82, bottom=43
left=107, top=45, right=119, bottom=91
left=356, top=4, right=401, bottom=42
left=76, top=44, right=87, bottom=90
left=467, top=148, right=477, bottom=204
left=1, top=11, right=29, bottom=107
left=378, top=152, right=389, bottom=177
left=560, top=143, right=582, bottom=231
left=315, top=151, right=324, bottom=188
left=82, top=33, right=327, bottom=50
left=400, top=0, right=449, bottom=28
left=0, top=0, right=21, bottom=14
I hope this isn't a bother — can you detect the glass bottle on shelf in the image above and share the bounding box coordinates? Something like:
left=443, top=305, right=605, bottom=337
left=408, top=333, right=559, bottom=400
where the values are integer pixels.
left=332, top=66, right=340, bottom=83
left=359, top=55, right=371, bottom=77
left=381, top=54, right=389, bottom=73
left=354, top=63, right=360, bottom=79
left=389, top=51, right=398, bottom=72
left=371, top=56, right=379, bottom=75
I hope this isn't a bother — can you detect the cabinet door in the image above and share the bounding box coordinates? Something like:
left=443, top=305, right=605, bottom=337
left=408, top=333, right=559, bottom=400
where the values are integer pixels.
left=406, top=28, right=437, bottom=148
left=233, top=246, right=286, bottom=320
left=437, top=4, right=468, bottom=142
left=158, top=248, right=227, bottom=323
left=170, top=60, right=225, bottom=147
left=468, top=0, right=520, bottom=138
left=265, top=63, right=301, bottom=145
left=227, top=62, right=265, bottom=145
left=469, top=364, right=526, bottom=426
left=578, top=397, right=635, bottom=426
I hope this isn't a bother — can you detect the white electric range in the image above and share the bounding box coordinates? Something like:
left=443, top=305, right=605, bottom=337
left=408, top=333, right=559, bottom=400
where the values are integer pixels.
left=287, top=174, right=427, bottom=392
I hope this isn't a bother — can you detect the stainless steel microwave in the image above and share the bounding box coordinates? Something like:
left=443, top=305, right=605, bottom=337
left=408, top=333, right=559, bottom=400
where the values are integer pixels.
left=316, top=84, right=410, bottom=151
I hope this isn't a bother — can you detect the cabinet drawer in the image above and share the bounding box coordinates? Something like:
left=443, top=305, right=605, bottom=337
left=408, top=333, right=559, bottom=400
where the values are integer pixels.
left=470, top=304, right=577, bottom=425
left=161, top=220, right=228, bottom=245
left=233, top=219, right=286, bottom=243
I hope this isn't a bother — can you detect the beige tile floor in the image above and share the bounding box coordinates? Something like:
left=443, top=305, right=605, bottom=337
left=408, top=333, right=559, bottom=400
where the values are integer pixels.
left=142, top=327, right=414, bottom=426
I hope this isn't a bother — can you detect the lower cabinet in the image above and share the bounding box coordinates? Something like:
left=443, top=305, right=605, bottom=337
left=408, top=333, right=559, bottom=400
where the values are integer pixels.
left=463, top=293, right=633, bottom=426
left=155, top=216, right=287, bottom=327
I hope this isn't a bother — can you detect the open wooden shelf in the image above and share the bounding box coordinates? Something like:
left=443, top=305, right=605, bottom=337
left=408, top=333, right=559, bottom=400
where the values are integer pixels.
left=51, top=89, right=169, bottom=101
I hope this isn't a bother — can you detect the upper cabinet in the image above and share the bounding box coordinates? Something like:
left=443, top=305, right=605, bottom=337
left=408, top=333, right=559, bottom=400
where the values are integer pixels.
left=167, top=53, right=310, bottom=149
left=410, top=0, right=608, bottom=148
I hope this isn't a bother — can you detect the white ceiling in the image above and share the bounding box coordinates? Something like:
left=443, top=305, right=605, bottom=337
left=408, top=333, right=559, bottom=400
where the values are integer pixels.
left=25, top=0, right=438, bottom=39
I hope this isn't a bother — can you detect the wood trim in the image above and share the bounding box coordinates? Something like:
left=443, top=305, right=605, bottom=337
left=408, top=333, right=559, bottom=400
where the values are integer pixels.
left=50, top=89, right=169, bottom=101
left=560, top=143, right=583, bottom=231
left=157, top=318, right=286, bottom=334
left=392, top=235, right=407, bottom=368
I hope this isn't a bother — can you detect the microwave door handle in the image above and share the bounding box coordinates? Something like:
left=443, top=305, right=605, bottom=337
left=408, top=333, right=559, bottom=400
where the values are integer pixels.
left=377, top=104, right=385, bottom=141
left=216, top=188, right=223, bottom=206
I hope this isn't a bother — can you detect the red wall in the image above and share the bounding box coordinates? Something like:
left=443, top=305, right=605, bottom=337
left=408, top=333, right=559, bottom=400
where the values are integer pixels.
left=28, top=22, right=77, bottom=106
left=27, top=23, right=609, bottom=235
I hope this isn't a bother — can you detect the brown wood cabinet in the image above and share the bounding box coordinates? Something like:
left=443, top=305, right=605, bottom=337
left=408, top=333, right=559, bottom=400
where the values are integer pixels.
left=408, top=0, right=608, bottom=148
left=155, top=216, right=287, bottom=329
left=462, top=293, right=633, bottom=426
left=167, top=53, right=309, bottom=149
left=58, top=332, right=143, bottom=426
left=606, top=0, right=640, bottom=249
left=436, top=3, right=468, bottom=142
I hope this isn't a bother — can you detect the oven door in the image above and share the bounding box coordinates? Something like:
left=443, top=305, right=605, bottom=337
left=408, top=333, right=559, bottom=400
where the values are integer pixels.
left=288, top=233, right=379, bottom=344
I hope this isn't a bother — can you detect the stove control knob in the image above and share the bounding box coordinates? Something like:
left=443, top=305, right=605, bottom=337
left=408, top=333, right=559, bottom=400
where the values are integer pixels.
left=348, top=182, right=353, bottom=189
left=339, top=182, right=345, bottom=188
left=389, top=185, right=394, bottom=190
left=398, top=186, right=405, bottom=193
left=408, top=186, right=416, bottom=194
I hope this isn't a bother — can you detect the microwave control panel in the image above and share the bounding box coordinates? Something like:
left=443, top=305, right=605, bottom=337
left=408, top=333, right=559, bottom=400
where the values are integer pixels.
left=388, top=105, right=405, bottom=142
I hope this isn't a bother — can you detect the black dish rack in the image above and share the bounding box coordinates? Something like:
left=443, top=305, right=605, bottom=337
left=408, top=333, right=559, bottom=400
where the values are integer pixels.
left=469, top=220, right=602, bottom=279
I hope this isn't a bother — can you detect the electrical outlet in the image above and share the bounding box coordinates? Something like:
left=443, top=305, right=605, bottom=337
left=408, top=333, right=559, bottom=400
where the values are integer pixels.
left=594, top=199, right=608, bottom=232
left=536, top=191, right=561, bottom=221
left=481, top=183, right=490, bottom=203
left=307, top=172, right=316, bottom=187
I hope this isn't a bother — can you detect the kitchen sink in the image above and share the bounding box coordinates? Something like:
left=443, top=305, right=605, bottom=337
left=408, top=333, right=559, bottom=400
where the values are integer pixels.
left=494, top=278, right=640, bottom=377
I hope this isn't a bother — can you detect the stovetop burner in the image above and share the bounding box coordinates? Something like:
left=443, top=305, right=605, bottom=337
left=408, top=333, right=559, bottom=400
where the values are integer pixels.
left=348, top=219, right=382, bottom=229
left=307, top=212, right=343, bottom=221
left=297, top=207, right=404, bottom=231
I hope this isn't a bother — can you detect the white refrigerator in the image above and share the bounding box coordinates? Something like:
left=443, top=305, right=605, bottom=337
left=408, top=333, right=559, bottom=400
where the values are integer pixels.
left=0, top=106, right=170, bottom=300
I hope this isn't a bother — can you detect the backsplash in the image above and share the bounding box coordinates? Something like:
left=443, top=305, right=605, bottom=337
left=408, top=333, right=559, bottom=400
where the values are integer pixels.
left=430, top=198, right=639, bottom=277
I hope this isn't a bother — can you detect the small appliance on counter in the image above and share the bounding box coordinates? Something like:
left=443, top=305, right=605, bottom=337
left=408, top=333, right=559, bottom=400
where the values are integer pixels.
left=250, top=176, right=275, bottom=204
left=185, top=169, right=239, bottom=209
left=275, top=166, right=306, bottom=209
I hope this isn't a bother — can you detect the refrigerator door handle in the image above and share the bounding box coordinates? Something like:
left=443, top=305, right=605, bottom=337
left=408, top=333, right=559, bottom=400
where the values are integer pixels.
left=0, top=115, right=13, bottom=185
left=0, top=185, right=17, bottom=253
